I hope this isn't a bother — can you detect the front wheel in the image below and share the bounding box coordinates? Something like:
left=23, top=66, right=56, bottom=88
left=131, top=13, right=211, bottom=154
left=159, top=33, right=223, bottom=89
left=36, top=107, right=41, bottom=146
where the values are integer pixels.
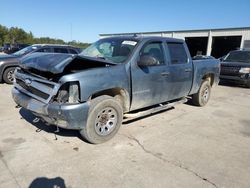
left=80, top=95, right=123, bottom=144
left=3, top=67, right=16, bottom=84
left=192, top=80, right=211, bottom=106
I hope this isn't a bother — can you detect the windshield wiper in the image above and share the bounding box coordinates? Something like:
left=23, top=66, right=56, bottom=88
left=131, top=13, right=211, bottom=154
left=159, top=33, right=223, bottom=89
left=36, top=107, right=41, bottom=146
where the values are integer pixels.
left=94, top=56, right=115, bottom=64
left=95, top=56, right=106, bottom=60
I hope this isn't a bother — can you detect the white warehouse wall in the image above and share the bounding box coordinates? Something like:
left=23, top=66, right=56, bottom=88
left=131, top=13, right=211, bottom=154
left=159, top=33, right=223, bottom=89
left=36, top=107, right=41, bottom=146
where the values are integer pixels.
left=99, top=27, right=250, bottom=56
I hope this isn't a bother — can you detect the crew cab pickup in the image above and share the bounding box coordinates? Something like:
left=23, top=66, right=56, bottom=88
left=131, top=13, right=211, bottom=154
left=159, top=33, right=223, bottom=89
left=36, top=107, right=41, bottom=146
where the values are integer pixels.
left=12, top=36, right=220, bottom=143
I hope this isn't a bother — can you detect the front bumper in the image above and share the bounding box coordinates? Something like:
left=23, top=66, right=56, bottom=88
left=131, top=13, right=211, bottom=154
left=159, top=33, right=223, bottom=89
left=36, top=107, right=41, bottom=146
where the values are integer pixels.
left=220, top=74, right=250, bottom=85
left=12, top=87, right=89, bottom=130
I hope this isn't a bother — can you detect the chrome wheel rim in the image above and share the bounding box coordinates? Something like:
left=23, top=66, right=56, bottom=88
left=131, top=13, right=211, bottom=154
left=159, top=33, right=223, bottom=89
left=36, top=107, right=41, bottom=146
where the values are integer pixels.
left=202, top=86, right=209, bottom=103
left=7, top=70, right=15, bottom=83
left=94, top=107, right=118, bottom=136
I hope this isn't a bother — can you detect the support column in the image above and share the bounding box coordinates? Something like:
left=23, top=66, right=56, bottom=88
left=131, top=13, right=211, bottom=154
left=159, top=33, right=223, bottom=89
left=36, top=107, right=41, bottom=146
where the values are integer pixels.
left=240, top=34, right=244, bottom=49
left=206, top=30, right=212, bottom=56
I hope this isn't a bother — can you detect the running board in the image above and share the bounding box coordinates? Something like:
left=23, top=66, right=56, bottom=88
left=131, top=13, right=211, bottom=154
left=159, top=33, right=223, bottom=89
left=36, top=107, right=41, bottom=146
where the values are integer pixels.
left=123, top=98, right=188, bottom=123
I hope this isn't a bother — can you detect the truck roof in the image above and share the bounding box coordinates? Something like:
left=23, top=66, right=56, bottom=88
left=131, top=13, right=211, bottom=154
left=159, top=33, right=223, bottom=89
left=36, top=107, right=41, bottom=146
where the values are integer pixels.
left=102, top=36, right=184, bottom=43
left=31, top=44, right=79, bottom=48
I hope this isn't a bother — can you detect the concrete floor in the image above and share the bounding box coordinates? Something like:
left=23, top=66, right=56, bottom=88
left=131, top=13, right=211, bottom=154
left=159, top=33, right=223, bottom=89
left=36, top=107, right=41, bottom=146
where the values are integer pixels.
left=0, top=83, right=250, bottom=188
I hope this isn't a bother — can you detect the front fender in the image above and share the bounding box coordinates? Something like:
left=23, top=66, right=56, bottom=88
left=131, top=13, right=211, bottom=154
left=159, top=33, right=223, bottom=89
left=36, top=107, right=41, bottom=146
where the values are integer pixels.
left=59, top=64, right=130, bottom=102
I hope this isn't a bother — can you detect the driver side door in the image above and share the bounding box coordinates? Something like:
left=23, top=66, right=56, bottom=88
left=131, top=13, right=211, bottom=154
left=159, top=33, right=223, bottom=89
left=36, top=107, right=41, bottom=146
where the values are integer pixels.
left=130, top=41, right=170, bottom=110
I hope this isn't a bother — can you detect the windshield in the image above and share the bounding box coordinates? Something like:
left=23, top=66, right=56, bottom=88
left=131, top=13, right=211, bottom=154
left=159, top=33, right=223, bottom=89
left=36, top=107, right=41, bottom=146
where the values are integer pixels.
left=80, top=38, right=138, bottom=64
left=224, top=51, right=250, bottom=63
left=13, top=45, right=39, bottom=56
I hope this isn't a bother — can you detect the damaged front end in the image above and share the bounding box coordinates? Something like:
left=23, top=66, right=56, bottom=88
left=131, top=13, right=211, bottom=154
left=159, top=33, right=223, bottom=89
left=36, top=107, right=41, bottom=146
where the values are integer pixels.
left=12, top=53, right=115, bottom=129
left=12, top=67, right=89, bottom=129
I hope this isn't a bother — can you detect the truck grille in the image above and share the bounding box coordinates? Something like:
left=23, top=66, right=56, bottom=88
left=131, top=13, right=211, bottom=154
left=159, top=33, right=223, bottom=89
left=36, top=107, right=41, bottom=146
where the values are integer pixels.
left=16, top=78, right=50, bottom=100
left=220, top=65, right=241, bottom=76
left=14, top=68, right=60, bottom=103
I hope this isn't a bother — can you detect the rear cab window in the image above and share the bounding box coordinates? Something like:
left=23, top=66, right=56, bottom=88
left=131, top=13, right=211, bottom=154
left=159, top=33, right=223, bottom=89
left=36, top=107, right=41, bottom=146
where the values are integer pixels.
left=167, top=43, right=188, bottom=64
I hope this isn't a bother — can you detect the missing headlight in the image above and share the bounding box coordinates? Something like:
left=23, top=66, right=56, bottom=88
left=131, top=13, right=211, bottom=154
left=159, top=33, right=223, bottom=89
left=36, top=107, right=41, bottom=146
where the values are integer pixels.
left=69, top=82, right=80, bottom=103
left=55, top=82, right=80, bottom=104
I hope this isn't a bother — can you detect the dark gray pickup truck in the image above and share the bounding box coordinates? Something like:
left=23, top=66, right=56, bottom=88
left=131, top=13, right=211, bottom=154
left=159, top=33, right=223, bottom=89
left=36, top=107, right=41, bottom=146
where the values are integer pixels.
left=12, top=36, right=220, bottom=143
left=220, top=49, right=250, bottom=88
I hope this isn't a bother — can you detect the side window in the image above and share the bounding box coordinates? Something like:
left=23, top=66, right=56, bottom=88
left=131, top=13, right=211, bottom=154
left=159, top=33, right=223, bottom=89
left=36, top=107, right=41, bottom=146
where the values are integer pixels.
left=167, top=43, right=188, bottom=64
left=69, top=49, right=78, bottom=54
left=140, top=42, right=165, bottom=65
left=36, top=48, right=53, bottom=53
left=54, top=48, right=69, bottom=54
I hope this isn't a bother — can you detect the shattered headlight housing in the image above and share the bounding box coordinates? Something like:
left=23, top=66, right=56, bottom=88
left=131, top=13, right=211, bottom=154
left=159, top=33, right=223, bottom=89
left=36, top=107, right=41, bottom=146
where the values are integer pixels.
left=55, top=81, right=80, bottom=104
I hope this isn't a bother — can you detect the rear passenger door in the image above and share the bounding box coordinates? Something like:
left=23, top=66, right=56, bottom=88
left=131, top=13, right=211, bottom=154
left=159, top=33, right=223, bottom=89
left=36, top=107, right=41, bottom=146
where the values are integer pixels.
left=166, top=42, right=193, bottom=100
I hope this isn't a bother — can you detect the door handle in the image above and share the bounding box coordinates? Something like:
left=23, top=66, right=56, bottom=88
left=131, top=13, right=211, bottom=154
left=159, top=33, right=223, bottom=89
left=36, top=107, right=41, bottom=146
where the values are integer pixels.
left=185, top=68, right=192, bottom=72
left=161, top=72, right=170, bottom=76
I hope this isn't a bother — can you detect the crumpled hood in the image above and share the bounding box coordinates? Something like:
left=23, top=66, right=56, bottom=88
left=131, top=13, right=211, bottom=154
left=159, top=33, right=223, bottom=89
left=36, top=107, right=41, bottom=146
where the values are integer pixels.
left=0, top=53, right=19, bottom=61
left=20, top=52, right=115, bottom=74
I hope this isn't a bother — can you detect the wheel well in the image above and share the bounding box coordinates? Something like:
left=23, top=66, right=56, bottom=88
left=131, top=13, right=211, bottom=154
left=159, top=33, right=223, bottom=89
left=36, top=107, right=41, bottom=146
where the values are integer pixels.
left=90, top=88, right=130, bottom=112
left=202, top=73, right=214, bottom=86
left=2, top=66, right=17, bottom=79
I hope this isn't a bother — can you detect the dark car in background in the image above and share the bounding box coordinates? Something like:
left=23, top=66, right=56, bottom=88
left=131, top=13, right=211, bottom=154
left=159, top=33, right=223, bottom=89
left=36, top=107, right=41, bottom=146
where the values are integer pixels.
left=9, top=43, right=29, bottom=54
left=1, top=43, right=29, bottom=54
left=0, top=44, right=81, bottom=84
left=220, top=49, right=250, bottom=88
left=1, top=43, right=11, bottom=53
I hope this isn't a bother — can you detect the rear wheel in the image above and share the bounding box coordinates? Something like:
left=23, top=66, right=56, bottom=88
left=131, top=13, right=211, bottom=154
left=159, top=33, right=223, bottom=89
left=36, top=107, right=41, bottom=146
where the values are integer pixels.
left=3, top=67, right=16, bottom=84
left=80, top=95, right=123, bottom=144
left=192, top=80, right=211, bottom=106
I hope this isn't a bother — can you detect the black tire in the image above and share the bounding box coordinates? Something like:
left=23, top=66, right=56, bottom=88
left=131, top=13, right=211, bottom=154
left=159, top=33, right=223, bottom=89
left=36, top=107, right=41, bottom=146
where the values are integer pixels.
left=192, top=80, right=211, bottom=106
left=80, top=95, right=123, bottom=144
left=3, top=67, right=16, bottom=84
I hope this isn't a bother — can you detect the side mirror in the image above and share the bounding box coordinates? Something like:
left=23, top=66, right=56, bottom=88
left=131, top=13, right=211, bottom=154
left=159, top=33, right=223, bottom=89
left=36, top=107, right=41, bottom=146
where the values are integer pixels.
left=219, top=57, right=224, bottom=61
left=219, top=55, right=226, bottom=61
left=138, top=55, right=158, bottom=67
